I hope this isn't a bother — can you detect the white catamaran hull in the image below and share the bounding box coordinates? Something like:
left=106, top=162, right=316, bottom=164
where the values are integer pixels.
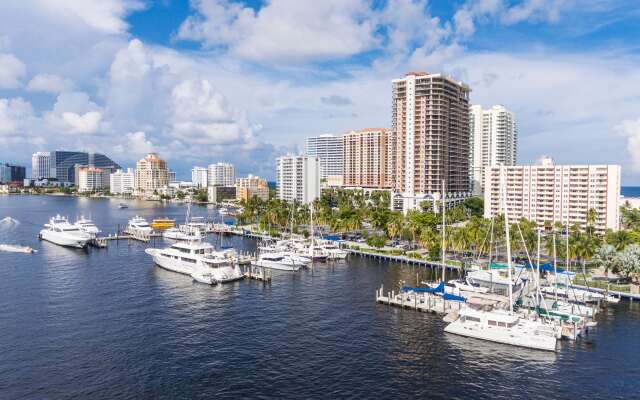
left=444, top=319, right=557, bottom=351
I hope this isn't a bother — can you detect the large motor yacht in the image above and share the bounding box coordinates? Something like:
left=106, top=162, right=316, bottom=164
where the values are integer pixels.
left=74, top=216, right=101, bottom=238
left=127, top=216, right=153, bottom=234
left=145, top=240, right=244, bottom=284
left=40, top=215, right=92, bottom=248
left=163, top=226, right=203, bottom=241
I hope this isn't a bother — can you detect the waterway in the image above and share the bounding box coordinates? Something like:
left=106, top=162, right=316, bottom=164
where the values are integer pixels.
left=1, top=195, right=639, bottom=399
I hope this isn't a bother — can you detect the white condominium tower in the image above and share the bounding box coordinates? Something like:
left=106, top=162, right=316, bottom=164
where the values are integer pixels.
left=484, top=157, right=621, bottom=232
left=208, top=162, right=235, bottom=186
left=32, top=151, right=51, bottom=179
left=276, top=155, right=320, bottom=204
left=305, top=134, right=343, bottom=180
left=110, top=168, right=135, bottom=194
left=470, top=104, right=517, bottom=195
left=391, top=72, right=471, bottom=212
left=191, top=166, right=208, bottom=188
left=342, top=128, right=391, bottom=189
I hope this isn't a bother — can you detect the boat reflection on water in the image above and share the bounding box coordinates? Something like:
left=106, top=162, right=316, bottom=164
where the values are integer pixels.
left=444, top=331, right=559, bottom=365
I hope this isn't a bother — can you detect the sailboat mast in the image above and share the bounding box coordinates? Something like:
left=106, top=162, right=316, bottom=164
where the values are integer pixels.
left=500, top=165, right=514, bottom=313
left=553, top=232, right=558, bottom=303
left=441, top=179, right=446, bottom=283
left=536, top=227, right=541, bottom=306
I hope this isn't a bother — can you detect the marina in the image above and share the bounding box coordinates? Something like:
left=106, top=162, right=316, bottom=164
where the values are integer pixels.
left=2, top=196, right=640, bottom=399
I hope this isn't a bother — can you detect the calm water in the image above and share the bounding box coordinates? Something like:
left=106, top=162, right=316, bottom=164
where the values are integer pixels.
left=1, top=195, right=639, bottom=399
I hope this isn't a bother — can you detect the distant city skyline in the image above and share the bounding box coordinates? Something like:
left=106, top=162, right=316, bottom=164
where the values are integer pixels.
left=1, top=2, right=639, bottom=182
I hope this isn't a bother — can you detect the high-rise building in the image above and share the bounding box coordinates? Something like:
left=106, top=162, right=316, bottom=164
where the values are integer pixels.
left=207, top=163, right=235, bottom=187
left=49, top=151, right=121, bottom=183
left=306, top=134, right=343, bottom=180
left=470, top=105, right=517, bottom=195
left=236, top=175, right=269, bottom=201
left=135, top=153, right=169, bottom=194
left=391, top=72, right=471, bottom=212
left=32, top=151, right=51, bottom=179
left=0, top=162, right=26, bottom=183
left=342, top=128, right=391, bottom=188
left=110, top=168, right=135, bottom=194
left=276, top=155, right=320, bottom=204
left=191, top=167, right=208, bottom=188
left=77, top=167, right=109, bottom=192
left=484, top=157, right=621, bottom=232
left=168, top=171, right=177, bottom=183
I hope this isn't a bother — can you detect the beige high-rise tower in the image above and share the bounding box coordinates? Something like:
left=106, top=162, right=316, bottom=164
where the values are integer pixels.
left=134, top=153, right=168, bottom=194
left=390, top=72, right=471, bottom=212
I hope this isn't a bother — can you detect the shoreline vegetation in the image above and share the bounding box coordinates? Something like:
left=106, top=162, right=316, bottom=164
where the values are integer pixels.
left=235, top=189, right=640, bottom=293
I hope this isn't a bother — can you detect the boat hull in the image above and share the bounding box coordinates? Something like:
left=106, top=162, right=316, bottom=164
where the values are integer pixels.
left=40, top=229, right=90, bottom=248
left=253, top=260, right=301, bottom=271
left=444, top=320, right=557, bottom=352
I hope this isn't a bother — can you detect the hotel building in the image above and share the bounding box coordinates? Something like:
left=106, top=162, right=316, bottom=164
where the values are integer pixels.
left=31, top=151, right=52, bottom=179
left=110, top=168, right=135, bottom=195
left=306, top=134, right=344, bottom=180
left=236, top=175, right=269, bottom=202
left=391, top=72, right=471, bottom=212
left=276, top=155, right=320, bottom=204
left=484, top=157, right=621, bottom=232
left=342, top=128, right=391, bottom=189
left=208, top=163, right=235, bottom=187
left=135, top=153, right=169, bottom=194
left=470, top=105, right=517, bottom=195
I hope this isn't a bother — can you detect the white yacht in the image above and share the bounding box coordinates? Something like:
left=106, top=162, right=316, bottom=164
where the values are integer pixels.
left=163, top=226, right=202, bottom=241
left=40, top=215, right=92, bottom=248
left=187, top=216, right=207, bottom=230
left=145, top=241, right=244, bottom=284
left=127, top=216, right=152, bottom=234
left=466, top=267, right=526, bottom=297
left=253, top=252, right=302, bottom=271
left=74, top=216, right=101, bottom=238
left=317, top=240, right=348, bottom=260
left=540, top=285, right=604, bottom=305
left=444, top=305, right=558, bottom=351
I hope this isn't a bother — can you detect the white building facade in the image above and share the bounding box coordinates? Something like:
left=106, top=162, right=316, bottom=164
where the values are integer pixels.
left=208, top=163, right=235, bottom=186
left=306, top=134, right=344, bottom=180
left=110, top=168, right=135, bottom=194
left=484, top=157, right=621, bottom=232
left=276, top=155, right=320, bottom=204
left=191, top=167, right=208, bottom=188
left=32, top=151, right=51, bottom=179
left=470, top=105, right=517, bottom=195
left=77, top=167, right=109, bottom=192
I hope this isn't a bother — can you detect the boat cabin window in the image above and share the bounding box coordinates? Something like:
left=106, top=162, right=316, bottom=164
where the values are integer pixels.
left=181, top=257, right=196, bottom=263
left=194, top=249, right=205, bottom=254
left=497, top=322, right=507, bottom=327
left=464, top=316, right=481, bottom=323
left=488, top=320, right=497, bottom=326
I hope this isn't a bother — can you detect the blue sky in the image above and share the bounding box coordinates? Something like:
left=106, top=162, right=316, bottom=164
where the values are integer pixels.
left=1, top=0, right=640, bottom=182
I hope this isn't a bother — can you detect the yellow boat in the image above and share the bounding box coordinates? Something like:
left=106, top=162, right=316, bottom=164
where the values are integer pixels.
left=150, top=218, right=176, bottom=230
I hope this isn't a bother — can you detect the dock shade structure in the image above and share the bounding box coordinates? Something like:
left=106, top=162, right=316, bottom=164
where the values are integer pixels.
left=401, top=282, right=445, bottom=293
left=400, top=282, right=466, bottom=302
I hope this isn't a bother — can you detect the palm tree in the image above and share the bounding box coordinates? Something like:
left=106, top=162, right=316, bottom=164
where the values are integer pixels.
left=593, top=244, right=617, bottom=276
left=605, top=230, right=632, bottom=251
left=386, top=213, right=404, bottom=240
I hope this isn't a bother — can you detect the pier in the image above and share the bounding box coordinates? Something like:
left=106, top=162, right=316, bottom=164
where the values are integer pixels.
left=349, top=248, right=462, bottom=271
left=375, top=285, right=465, bottom=315
left=243, top=264, right=272, bottom=282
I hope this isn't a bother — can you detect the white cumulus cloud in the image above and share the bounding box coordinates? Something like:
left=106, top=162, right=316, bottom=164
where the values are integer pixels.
left=0, top=53, right=26, bottom=88
left=26, top=73, right=74, bottom=93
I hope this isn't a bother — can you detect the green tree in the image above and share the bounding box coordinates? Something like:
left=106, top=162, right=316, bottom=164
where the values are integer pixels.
left=463, top=197, right=484, bottom=217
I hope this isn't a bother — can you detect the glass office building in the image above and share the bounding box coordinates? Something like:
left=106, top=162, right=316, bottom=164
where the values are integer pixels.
left=51, top=151, right=121, bottom=183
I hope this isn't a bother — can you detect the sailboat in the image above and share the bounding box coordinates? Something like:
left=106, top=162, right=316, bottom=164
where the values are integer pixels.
left=444, top=166, right=559, bottom=352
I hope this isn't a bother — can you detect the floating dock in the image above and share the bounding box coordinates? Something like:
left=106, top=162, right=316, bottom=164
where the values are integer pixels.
left=243, top=264, right=272, bottom=282
left=375, top=285, right=465, bottom=315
